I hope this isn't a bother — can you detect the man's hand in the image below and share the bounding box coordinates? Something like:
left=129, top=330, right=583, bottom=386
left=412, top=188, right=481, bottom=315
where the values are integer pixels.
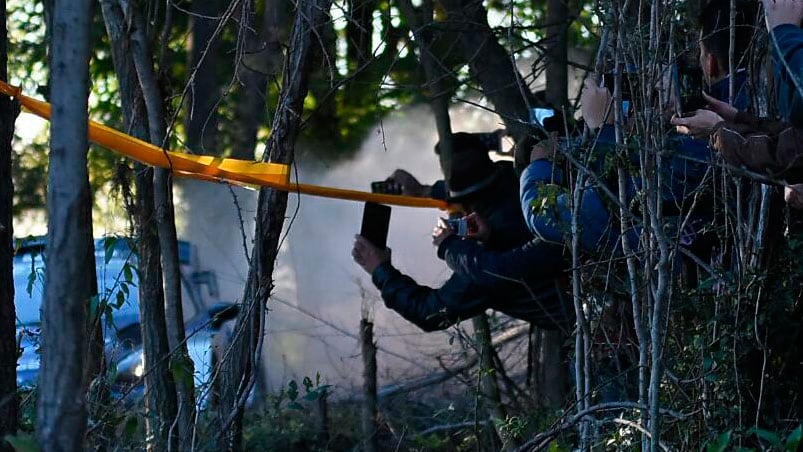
left=671, top=109, right=725, bottom=138
left=387, top=169, right=429, bottom=197
left=432, top=219, right=454, bottom=247
left=581, top=78, right=614, bottom=130
left=464, top=212, right=490, bottom=242
left=352, top=235, right=391, bottom=274
left=703, top=92, right=739, bottom=122
left=762, top=0, right=803, bottom=29
left=785, top=184, right=803, bottom=210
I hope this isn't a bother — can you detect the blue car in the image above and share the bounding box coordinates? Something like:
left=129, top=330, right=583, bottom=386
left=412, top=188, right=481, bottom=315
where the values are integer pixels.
left=13, top=236, right=237, bottom=407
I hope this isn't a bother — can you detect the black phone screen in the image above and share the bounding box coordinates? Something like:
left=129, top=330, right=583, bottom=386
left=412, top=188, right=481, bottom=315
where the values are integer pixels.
left=360, top=202, right=391, bottom=249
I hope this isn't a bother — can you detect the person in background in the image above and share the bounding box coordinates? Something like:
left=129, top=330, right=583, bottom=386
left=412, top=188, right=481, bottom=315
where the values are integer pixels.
left=520, top=0, right=757, bottom=255
left=672, top=0, right=803, bottom=207
left=351, top=133, right=572, bottom=332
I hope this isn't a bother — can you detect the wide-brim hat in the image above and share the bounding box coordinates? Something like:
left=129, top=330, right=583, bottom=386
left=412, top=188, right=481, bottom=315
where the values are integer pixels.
left=441, top=132, right=498, bottom=202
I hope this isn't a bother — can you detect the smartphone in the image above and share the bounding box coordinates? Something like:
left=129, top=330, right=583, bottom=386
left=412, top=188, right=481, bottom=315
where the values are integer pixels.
left=370, top=181, right=402, bottom=195
left=360, top=202, right=391, bottom=249
left=445, top=217, right=469, bottom=236
left=530, top=108, right=555, bottom=127
left=679, top=66, right=706, bottom=114
left=443, top=216, right=478, bottom=237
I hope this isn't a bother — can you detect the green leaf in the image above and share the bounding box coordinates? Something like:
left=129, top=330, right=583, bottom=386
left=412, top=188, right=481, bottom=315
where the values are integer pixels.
left=104, top=236, right=117, bottom=264
left=302, top=376, right=313, bottom=392
left=123, top=415, right=138, bottom=439
left=287, top=401, right=304, bottom=411
left=123, top=263, right=133, bottom=283
left=4, top=433, right=39, bottom=452
left=705, top=431, right=731, bottom=452
left=287, top=380, right=298, bottom=401
left=749, top=427, right=782, bottom=447
left=785, top=424, right=802, bottom=451
left=26, top=271, right=36, bottom=297
left=115, top=290, right=126, bottom=308
left=170, top=353, right=195, bottom=391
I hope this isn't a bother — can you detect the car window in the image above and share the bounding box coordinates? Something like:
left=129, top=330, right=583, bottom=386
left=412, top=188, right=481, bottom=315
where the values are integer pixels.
left=13, top=252, right=45, bottom=326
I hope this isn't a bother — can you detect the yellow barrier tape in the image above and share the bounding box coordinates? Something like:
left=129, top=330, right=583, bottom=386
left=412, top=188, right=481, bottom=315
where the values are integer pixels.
left=0, top=81, right=449, bottom=210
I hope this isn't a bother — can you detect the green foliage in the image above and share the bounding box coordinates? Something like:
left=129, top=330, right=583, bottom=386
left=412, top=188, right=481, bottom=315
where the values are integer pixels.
left=278, top=374, right=332, bottom=411
left=494, top=415, right=528, bottom=441
left=3, top=433, right=39, bottom=452
left=705, top=431, right=731, bottom=452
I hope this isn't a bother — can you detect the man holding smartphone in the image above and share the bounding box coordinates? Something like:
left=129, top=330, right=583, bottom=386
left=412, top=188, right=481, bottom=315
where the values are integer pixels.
left=352, top=133, right=572, bottom=332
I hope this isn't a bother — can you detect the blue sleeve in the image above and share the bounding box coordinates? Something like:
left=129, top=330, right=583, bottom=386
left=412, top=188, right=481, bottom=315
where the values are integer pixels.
left=437, top=235, right=564, bottom=288
left=664, top=135, right=714, bottom=204
left=772, top=24, right=803, bottom=127
left=371, top=262, right=486, bottom=332
left=520, top=160, right=614, bottom=252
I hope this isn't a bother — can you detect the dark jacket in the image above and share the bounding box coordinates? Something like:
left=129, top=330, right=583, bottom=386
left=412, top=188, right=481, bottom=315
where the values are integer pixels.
left=711, top=111, right=803, bottom=183
left=708, top=24, right=803, bottom=183
left=370, top=162, right=572, bottom=332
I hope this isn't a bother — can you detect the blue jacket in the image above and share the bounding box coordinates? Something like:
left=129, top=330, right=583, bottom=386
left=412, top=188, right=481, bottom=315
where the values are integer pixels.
left=521, top=74, right=748, bottom=253
left=771, top=24, right=803, bottom=127
left=371, top=162, right=572, bottom=331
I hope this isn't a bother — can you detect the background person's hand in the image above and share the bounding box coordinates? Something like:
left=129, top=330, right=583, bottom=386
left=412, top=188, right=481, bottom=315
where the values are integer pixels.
left=530, top=138, right=557, bottom=162
left=580, top=78, right=614, bottom=129
left=671, top=109, right=724, bottom=138
left=785, top=184, right=803, bottom=210
left=352, top=235, right=391, bottom=274
left=387, top=169, right=429, bottom=197
left=703, top=92, right=738, bottom=122
left=762, top=0, right=803, bottom=29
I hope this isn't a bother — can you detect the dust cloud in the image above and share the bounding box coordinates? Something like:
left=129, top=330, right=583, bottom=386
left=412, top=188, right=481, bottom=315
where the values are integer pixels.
left=176, top=103, right=505, bottom=396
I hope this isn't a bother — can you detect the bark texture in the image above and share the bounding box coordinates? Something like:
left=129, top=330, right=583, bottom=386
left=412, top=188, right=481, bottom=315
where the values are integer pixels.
left=217, top=0, right=332, bottom=448
left=185, top=0, right=224, bottom=154
left=545, top=0, right=569, bottom=109
left=36, top=0, right=95, bottom=449
left=0, top=0, right=19, bottom=446
left=99, top=2, right=179, bottom=449
left=123, top=3, right=196, bottom=445
left=360, top=319, right=378, bottom=452
left=230, top=0, right=289, bottom=160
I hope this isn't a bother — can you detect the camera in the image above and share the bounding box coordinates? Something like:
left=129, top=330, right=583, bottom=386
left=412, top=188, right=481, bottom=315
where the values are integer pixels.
left=371, top=180, right=402, bottom=195
left=444, top=217, right=470, bottom=236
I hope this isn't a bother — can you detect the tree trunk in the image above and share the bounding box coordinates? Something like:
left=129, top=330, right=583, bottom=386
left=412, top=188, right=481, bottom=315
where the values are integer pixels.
left=360, top=319, right=378, bottom=452
left=396, top=0, right=454, bottom=173
left=473, top=315, right=519, bottom=450
left=99, top=2, right=178, bottom=450
left=124, top=3, right=196, bottom=446
left=230, top=0, right=290, bottom=160
left=217, top=0, right=332, bottom=448
left=437, top=0, right=537, bottom=168
left=544, top=0, right=569, bottom=109
left=0, top=0, right=19, bottom=446
left=346, top=0, right=377, bottom=69
left=185, top=0, right=224, bottom=154
left=36, top=0, right=95, bottom=449
left=534, top=329, right=566, bottom=408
